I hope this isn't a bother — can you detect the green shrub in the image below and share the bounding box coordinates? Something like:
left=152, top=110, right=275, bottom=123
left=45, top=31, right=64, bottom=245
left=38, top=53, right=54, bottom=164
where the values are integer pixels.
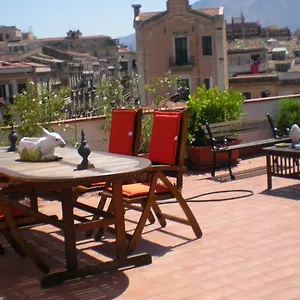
left=277, top=98, right=300, bottom=134
left=9, top=82, right=69, bottom=137
left=187, top=86, right=245, bottom=146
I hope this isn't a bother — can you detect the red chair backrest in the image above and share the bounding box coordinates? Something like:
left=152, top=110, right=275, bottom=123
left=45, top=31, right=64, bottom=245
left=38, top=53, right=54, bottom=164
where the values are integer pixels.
left=148, top=110, right=182, bottom=165
left=108, top=109, right=141, bottom=156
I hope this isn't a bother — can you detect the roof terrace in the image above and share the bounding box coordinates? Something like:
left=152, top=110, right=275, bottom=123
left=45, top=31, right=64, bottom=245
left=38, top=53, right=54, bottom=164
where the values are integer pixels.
left=0, top=154, right=300, bottom=299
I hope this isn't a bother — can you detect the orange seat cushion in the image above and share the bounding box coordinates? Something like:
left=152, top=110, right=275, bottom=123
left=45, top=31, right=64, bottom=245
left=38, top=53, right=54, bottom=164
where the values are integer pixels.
left=75, top=181, right=106, bottom=192
left=109, top=110, right=137, bottom=156
left=0, top=204, right=24, bottom=221
left=148, top=111, right=181, bottom=165
left=91, top=181, right=106, bottom=187
left=108, top=182, right=169, bottom=198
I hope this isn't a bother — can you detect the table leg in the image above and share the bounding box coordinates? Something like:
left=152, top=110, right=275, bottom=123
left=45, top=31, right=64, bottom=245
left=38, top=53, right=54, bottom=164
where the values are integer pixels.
left=30, top=189, right=38, bottom=212
left=112, top=180, right=127, bottom=261
left=61, top=188, right=78, bottom=273
left=41, top=184, right=152, bottom=288
left=41, top=187, right=77, bottom=287
left=266, top=154, right=272, bottom=190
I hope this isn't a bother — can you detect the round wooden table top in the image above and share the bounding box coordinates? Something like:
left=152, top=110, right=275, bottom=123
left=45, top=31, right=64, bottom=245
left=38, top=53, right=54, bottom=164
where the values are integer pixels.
left=0, top=147, right=151, bottom=185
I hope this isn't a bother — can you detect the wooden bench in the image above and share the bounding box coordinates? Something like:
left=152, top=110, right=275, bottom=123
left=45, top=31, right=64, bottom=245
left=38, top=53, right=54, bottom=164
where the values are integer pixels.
left=201, top=114, right=290, bottom=179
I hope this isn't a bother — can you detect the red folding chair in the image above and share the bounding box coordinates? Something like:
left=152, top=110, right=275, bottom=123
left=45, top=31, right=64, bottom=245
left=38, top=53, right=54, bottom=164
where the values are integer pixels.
left=76, top=108, right=142, bottom=192
left=0, top=181, right=49, bottom=273
left=91, top=109, right=202, bottom=253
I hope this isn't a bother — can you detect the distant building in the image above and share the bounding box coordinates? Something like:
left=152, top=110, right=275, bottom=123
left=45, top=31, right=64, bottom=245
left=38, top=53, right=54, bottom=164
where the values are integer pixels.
left=228, top=39, right=268, bottom=75
left=0, top=25, right=33, bottom=43
left=0, top=29, right=136, bottom=83
left=261, top=26, right=291, bottom=41
left=229, top=39, right=300, bottom=99
left=271, top=47, right=288, bottom=61
left=295, top=29, right=300, bottom=43
left=0, top=26, right=22, bottom=42
left=133, top=0, right=228, bottom=105
left=226, top=14, right=261, bottom=41
left=118, top=47, right=137, bottom=94
left=0, top=61, right=58, bottom=103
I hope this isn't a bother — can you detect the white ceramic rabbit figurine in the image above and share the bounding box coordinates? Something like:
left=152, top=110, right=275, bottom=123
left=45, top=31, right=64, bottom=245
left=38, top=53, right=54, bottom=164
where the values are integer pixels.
left=18, top=127, right=66, bottom=161
left=289, top=124, right=300, bottom=147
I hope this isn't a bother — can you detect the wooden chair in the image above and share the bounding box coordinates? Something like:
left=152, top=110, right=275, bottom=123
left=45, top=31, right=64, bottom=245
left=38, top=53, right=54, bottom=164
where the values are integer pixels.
left=76, top=108, right=143, bottom=192
left=90, top=109, right=202, bottom=253
left=0, top=183, right=50, bottom=274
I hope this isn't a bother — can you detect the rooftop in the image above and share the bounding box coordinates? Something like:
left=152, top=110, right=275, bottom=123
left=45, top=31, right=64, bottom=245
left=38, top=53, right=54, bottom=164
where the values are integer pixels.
left=1, top=155, right=300, bottom=299
left=38, top=34, right=110, bottom=43
left=228, top=39, right=268, bottom=54
left=0, top=61, right=48, bottom=70
left=138, top=7, right=221, bottom=22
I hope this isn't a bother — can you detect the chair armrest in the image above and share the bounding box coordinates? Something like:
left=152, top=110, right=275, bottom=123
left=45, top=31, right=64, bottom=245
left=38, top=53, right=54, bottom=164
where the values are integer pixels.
left=146, top=165, right=188, bottom=173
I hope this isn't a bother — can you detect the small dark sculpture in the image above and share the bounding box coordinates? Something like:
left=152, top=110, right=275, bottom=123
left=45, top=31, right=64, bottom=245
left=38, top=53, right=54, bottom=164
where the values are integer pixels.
left=77, top=130, right=95, bottom=170
left=7, top=124, right=18, bottom=152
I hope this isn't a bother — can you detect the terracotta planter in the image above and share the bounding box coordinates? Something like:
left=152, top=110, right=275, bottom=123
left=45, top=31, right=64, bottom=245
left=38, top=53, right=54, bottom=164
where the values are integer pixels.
left=186, top=140, right=240, bottom=169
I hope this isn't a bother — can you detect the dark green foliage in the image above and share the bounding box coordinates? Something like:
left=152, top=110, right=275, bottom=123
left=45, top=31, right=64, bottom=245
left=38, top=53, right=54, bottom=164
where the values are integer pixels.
left=187, top=86, right=245, bottom=146
left=9, top=82, right=70, bottom=137
left=277, top=98, right=300, bottom=134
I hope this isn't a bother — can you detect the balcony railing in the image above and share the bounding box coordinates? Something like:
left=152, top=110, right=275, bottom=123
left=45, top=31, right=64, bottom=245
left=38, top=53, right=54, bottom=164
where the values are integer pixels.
left=169, top=56, right=195, bottom=68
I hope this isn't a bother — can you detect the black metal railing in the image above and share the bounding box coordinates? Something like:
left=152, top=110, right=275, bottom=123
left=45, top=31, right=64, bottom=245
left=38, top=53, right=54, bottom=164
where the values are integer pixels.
left=169, top=56, right=195, bottom=68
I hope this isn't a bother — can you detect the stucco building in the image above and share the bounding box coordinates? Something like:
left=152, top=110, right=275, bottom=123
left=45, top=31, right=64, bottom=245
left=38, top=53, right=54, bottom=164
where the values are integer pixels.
left=228, top=39, right=269, bottom=75
left=226, top=15, right=261, bottom=42
left=0, top=61, right=58, bottom=103
left=133, top=0, right=228, bottom=105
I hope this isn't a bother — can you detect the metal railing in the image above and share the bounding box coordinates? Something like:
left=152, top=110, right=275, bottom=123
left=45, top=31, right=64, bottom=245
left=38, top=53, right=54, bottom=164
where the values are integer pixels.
left=169, top=56, right=195, bottom=68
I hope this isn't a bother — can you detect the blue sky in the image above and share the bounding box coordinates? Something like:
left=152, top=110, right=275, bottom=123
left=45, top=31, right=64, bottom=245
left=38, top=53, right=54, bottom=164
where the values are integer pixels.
left=2, top=0, right=168, bottom=39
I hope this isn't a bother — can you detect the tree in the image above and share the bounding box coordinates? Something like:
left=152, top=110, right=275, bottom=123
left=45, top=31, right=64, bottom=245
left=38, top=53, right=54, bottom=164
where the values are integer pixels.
left=9, top=82, right=70, bottom=137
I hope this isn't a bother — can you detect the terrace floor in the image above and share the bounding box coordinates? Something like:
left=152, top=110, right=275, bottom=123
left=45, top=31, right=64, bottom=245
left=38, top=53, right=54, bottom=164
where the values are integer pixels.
left=1, top=155, right=300, bottom=300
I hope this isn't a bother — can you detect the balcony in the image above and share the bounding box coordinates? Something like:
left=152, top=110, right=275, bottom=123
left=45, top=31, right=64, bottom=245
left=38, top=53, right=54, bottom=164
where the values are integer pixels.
left=169, top=56, right=195, bottom=69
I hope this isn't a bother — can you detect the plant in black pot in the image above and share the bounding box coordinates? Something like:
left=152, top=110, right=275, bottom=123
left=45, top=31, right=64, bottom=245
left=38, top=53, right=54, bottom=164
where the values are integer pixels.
left=186, top=86, right=245, bottom=169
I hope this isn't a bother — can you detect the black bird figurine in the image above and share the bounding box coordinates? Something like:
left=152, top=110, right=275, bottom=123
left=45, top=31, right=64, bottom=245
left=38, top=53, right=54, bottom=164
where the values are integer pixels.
left=7, top=124, right=18, bottom=152
left=77, top=129, right=94, bottom=170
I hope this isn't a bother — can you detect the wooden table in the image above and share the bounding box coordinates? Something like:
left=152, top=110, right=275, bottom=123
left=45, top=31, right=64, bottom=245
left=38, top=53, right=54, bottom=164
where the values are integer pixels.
left=264, top=145, right=300, bottom=189
left=0, top=147, right=152, bottom=287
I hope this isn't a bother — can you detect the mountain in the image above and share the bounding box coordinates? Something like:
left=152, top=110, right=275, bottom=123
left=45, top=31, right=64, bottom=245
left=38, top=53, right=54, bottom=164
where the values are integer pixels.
left=118, top=0, right=300, bottom=50
left=118, top=33, right=136, bottom=51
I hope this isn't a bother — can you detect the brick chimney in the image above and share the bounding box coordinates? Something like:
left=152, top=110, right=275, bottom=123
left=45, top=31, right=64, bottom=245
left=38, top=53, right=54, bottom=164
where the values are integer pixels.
left=132, top=4, right=142, bottom=19
left=167, top=0, right=190, bottom=12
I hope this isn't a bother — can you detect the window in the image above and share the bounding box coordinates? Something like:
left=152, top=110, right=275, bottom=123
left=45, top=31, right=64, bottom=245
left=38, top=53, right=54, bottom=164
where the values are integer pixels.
left=242, top=92, right=252, bottom=99
left=18, top=84, right=26, bottom=93
left=202, top=36, right=212, bottom=56
left=204, top=78, right=213, bottom=89
left=177, top=79, right=190, bottom=101
left=174, top=37, right=188, bottom=65
left=261, top=90, right=270, bottom=98
left=0, top=84, right=12, bottom=102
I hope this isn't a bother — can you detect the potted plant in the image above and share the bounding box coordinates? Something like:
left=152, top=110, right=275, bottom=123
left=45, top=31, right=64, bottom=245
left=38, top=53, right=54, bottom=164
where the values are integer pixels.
left=186, top=86, right=245, bottom=169
left=277, top=97, right=300, bottom=135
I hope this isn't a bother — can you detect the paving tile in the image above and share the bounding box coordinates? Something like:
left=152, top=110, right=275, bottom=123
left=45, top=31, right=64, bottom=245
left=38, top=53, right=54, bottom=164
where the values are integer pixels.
left=1, top=156, right=300, bottom=299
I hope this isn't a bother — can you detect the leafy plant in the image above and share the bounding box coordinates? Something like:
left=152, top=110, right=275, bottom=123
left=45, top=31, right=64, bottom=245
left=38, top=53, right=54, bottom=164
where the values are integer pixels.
left=277, top=98, right=300, bottom=134
left=139, top=114, right=153, bottom=154
left=187, top=86, right=245, bottom=146
left=96, top=73, right=180, bottom=153
left=140, top=72, right=180, bottom=153
left=95, top=78, right=138, bottom=148
left=145, top=72, right=179, bottom=108
left=9, top=82, right=70, bottom=137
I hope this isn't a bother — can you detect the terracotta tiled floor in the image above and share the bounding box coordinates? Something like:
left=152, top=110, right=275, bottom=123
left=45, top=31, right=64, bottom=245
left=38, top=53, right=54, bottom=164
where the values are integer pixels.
left=1, top=155, right=300, bottom=299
